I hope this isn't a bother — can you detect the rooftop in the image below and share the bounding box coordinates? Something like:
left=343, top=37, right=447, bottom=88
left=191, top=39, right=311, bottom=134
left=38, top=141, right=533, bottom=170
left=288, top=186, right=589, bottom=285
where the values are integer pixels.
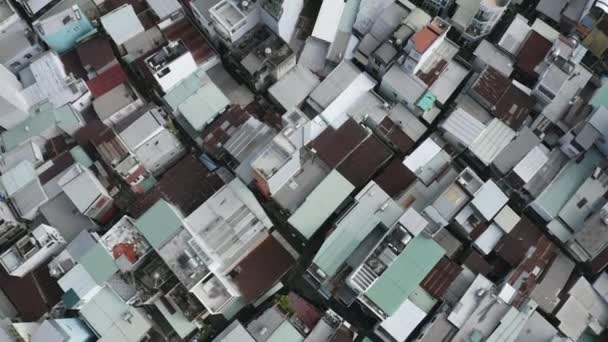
left=128, top=155, right=225, bottom=218
left=365, top=235, right=445, bottom=316
left=76, top=36, right=116, bottom=73
left=157, top=224, right=210, bottom=290
left=86, top=63, right=128, bottom=98
left=164, top=68, right=230, bottom=131
left=229, top=235, right=294, bottom=303
left=516, top=31, right=552, bottom=79
left=288, top=170, right=355, bottom=240
left=268, top=65, right=320, bottom=111
left=80, top=286, right=151, bottom=341
left=185, top=178, right=272, bottom=273
left=337, top=135, right=393, bottom=188
left=312, top=182, right=403, bottom=278
left=100, top=4, right=145, bottom=46
left=532, top=148, right=604, bottom=222
left=469, top=118, right=516, bottom=166
left=411, top=27, right=439, bottom=54
left=307, top=119, right=368, bottom=169
left=134, top=200, right=185, bottom=249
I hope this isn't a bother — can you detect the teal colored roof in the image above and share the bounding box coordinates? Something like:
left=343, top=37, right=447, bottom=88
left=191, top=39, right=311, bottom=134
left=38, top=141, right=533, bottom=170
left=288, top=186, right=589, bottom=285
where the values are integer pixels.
left=54, top=105, right=82, bottom=133
left=164, top=69, right=229, bottom=132
left=590, top=83, right=608, bottom=109
left=79, top=243, right=118, bottom=285
left=366, top=235, right=445, bottom=315
left=267, top=321, right=304, bottom=342
left=0, top=161, right=36, bottom=196
left=135, top=200, right=184, bottom=249
left=417, top=92, right=436, bottom=111
left=313, top=213, right=381, bottom=278
left=1, top=103, right=82, bottom=151
left=534, top=148, right=603, bottom=220
left=177, top=81, right=229, bottom=131
left=288, top=171, right=355, bottom=239
left=408, top=286, right=437, bottom=313
left=62, top=289, right=80, bottom=309
left=70, top=146, right=93, bottom=168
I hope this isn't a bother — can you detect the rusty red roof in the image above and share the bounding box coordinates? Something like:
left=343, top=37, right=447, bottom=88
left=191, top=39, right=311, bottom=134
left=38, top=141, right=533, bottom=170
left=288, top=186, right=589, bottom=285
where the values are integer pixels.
left=86, top=64, right=128, bottom=98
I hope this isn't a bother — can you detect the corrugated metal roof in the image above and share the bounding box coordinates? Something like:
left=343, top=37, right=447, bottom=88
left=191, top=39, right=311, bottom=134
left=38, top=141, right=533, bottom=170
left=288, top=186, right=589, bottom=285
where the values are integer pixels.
left=365, top=235, right=445, bottom=315
left=469, top=119, right=516, bottom=165
left=288, top=171, right=355, bottom=239
left=441, top=108, right=485, bottom=147
left=135, top=200, right=185, bottom=249
left=165, top=69, right=229, bottom=131
left=493, top=127, right=540, bottom=174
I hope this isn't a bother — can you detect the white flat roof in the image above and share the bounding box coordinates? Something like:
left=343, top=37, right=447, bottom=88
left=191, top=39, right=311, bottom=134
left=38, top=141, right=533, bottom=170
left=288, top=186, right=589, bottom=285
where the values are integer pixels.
left=471, top=180, right=508, bottom=221
left=312, top=0, right=345, bottom=43
left=404, top=137, right=442, bottom=173
left=379, top=299, right=427, bottom=342
left=475, top=223, right=504, bottom=255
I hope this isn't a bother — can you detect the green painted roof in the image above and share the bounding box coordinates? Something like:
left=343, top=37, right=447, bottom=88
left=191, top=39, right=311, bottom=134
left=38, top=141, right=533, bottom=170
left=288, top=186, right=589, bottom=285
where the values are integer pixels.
left=313, top=214, right=381, bottom=278
left=366, top=235, right=445, bottom=315
left=534, top=148, right=603, bottom=220
left=591, top=83, right=608, bottom=109
left=79, top=243, right=118, bottom=285
left=417, top=92, right=436, bottom=111
left=288, top=171, right=355, bottom=239
left=1, top=103, right=82, bottom=151
left=135, top=200, right=184, bottom=249
left=267, top=321, right=304, bottom=342
left=178, top=81, right=229, bottom=131
left=164, top=68, right=229, bottom=132
left=408, top=286, right=437, bottom=313
left=70, top=146, right=93, bottom=168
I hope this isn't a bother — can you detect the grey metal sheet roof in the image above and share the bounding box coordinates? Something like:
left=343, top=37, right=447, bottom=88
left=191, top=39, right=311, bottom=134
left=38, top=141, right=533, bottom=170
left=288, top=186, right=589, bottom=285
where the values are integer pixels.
left=308, top=61, right=360, bottom=110
left=492, top=127, right=540, bottom=174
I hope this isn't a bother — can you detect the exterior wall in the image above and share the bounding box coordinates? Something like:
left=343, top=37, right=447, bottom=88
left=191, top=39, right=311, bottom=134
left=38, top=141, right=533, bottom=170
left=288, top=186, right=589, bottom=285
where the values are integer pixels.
left=152, top=53, right=197, bottom=92
left=261, top=0, right=303, bottom=43
left=210, top=1, right=260, bottom=44
left=0, top=65, right=29, bottom=129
